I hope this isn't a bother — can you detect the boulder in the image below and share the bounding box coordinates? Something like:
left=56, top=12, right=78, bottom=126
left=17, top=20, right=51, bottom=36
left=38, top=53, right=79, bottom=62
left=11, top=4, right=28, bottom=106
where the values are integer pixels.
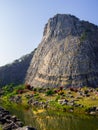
left=16, top=126, right=36, bottom=130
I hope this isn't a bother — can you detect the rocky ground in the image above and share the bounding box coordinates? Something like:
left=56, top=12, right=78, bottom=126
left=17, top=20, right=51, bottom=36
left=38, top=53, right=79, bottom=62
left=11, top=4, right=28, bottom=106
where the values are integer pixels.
left=1, top=84, right=98, bottom=129
left=0, top=106, right=36, bottom=130
left=1, top=84, right=98, bottom=116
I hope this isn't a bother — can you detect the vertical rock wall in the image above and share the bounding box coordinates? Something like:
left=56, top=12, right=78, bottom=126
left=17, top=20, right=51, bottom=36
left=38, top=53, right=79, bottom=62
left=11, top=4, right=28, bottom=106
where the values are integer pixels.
left=25, top=14, right=98, bottom=88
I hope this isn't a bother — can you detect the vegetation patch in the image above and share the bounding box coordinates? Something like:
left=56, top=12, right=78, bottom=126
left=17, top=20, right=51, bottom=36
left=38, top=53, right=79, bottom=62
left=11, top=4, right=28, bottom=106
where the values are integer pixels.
left=1, top=84, right=98, bottom=116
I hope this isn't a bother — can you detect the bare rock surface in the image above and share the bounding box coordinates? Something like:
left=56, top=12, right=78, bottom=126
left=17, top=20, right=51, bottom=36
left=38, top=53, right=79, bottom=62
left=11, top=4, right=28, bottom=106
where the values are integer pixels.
left=0, top=50, right=36, bottom=87
left=25, top=14, right=98, bottom=87
left=16, top=126, right=36, bottom=130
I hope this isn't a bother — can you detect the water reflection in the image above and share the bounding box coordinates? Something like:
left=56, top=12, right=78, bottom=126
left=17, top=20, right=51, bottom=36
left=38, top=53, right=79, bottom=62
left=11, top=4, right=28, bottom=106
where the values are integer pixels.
left=1, top=102, right=98, bottom=130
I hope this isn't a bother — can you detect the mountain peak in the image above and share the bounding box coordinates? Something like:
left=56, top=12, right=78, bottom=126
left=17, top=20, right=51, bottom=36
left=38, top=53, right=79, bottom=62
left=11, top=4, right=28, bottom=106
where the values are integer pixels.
left=0, top=14, right=98, bottom=88
left=25, top=14, right=98, bottom=88
left=43, top=14, right=81, bottom=41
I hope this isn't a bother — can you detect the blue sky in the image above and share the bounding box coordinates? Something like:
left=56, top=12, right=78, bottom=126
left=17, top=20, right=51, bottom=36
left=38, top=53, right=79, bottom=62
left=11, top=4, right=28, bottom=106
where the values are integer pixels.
left=0, top=0, right=98, bottom=66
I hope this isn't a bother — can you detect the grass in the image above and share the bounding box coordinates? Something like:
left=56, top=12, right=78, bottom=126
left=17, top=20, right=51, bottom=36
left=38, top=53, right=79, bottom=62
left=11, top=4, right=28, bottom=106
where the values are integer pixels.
left=77, top=96, right=98, bottom=108
left=1, top=84, right=98, bottom=115
left=0, top=125, right=2, bottom=130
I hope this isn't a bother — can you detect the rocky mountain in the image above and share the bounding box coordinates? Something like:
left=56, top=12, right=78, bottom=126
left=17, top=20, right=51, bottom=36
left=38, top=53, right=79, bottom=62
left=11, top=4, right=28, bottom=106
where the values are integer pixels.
left=25, top=14, right=98, bottom=88
left=0, top=49, right=36, bottom=87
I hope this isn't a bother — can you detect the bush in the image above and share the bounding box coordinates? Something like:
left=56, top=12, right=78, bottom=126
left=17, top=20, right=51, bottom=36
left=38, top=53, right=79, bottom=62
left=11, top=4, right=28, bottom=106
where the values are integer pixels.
left=33, top=88, right=37, bottom=92
left=80, top=32, right=87, bottom=42
left=46, top=90, right=54, bottom=96
left=25, top=84, right=31, bottom=90
left=55, top=95, right=60, bottom=101
left=58, top=91, right=64, bottom=95
left=2, top=84, right=15, bottom=95
left=13, top=84, right=25, bottom=94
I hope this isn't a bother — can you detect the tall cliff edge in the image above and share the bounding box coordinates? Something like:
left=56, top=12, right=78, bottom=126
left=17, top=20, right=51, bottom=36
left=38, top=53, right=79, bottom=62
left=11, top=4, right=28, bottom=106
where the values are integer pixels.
left=25, top=14, right=98, bottom=88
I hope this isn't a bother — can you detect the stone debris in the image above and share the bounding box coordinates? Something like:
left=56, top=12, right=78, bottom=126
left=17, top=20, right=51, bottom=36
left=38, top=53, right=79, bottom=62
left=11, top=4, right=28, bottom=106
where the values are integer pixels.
left=0, top=107, right=36, bottom=130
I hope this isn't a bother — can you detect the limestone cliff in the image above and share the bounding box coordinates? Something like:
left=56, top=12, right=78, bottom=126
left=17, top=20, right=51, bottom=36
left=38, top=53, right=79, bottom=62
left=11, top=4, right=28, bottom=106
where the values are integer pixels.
left=25, top=14, right=98, bottom=88
left=0, top=50, right=36, bottom=87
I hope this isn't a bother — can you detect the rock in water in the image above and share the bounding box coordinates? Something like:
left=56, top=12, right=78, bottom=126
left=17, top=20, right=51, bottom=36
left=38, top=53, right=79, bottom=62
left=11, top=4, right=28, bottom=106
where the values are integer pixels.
left=25, top=14, right=98, bottom=88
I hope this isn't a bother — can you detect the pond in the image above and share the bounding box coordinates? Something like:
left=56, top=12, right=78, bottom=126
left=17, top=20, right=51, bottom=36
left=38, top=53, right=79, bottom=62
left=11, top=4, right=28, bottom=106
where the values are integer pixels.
left=1, top=101, right=98, bottom=130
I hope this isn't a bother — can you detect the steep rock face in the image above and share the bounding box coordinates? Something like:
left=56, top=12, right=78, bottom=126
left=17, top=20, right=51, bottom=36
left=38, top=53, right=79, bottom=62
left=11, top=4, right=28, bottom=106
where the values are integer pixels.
left=25, top=14, right=98, bottom=87
left=0, top=50, right=36, bottom=87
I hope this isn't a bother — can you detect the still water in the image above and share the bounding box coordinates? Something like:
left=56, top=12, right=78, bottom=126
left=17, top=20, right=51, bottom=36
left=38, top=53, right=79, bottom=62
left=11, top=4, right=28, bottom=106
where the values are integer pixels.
left=1, top=102, right=98, bottom=130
